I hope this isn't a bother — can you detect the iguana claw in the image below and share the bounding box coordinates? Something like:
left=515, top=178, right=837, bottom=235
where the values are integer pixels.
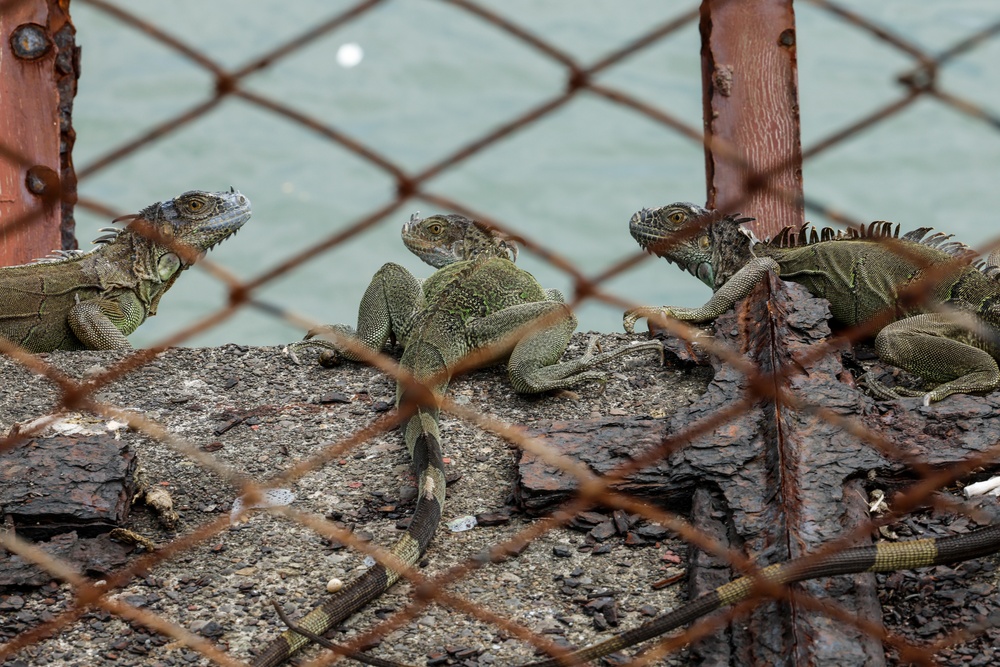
left=858, top=371, right=923, bottom=403
left=282, top=345, right=302, bottom=365
left=857, top=371, right=897, bottom=400
left=284, top=339, right=344, bottom=367
left=289, top=324, right=357, bottom=367
left=623, top=306, right=676, bottom=334
left=859, top=371, right=940, bottom=405
left=581, top=335, right=603, bottom=360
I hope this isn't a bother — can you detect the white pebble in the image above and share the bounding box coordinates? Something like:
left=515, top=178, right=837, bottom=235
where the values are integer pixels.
left=326, top=578, right=343, bottom=593
left=446, top=515, right=477, bottom=532
left=964, top=475, right=1000, bottom=497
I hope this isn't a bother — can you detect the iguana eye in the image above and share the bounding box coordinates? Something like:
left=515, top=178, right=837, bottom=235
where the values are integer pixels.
left=178, top=196, right=212, bottom=216
left=427, top=223, right=443, bottom=235
left=668, top=211, right=685, bottom=224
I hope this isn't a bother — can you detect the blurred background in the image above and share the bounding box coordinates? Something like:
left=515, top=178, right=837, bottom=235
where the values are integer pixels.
left=65, top=0, right=1000, bottom=347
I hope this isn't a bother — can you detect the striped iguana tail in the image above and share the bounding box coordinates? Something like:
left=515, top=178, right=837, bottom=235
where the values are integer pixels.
left=520, top=523, right=1000, bottom=666
left=261, top=522, right=1000, bottom=667
left=252, top=408, right=446, bottom=667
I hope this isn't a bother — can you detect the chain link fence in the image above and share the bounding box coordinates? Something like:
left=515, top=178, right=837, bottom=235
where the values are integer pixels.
left=2, top=0, right=1000, bottom=665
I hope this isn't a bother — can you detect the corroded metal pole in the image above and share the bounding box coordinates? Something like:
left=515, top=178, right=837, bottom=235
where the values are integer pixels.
left=698, top=5, right=888, bottom=665
left=700, top=0, right=804, bottom=237
left=0, top=0, right=78, bottom=266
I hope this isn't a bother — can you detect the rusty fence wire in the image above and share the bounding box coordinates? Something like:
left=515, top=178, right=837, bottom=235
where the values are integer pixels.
left=2, top=0, right=1000, bottom=665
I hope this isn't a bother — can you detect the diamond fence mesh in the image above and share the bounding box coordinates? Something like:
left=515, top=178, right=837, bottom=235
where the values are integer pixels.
left=2, top=0, right=1000, bottom=665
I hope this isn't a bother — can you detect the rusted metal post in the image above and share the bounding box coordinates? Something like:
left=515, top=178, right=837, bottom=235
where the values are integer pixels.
left=700, top=0, right=804, bottom=237
left=0, top=0, right=79, bottom=266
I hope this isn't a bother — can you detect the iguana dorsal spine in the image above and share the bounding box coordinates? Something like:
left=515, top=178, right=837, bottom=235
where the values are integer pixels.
left=625, top=201, right=1000, bottom=404
left=0, top=189, right=251, bottom=352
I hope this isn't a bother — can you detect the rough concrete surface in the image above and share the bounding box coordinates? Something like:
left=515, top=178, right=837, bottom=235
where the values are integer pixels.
left=0, top=333, right=709, bottom=667
left=2, top=326, right=1000, bottom=667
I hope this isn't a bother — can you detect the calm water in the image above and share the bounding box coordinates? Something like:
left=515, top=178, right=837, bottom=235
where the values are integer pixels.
left=68, top=1, right=1000, bottom=347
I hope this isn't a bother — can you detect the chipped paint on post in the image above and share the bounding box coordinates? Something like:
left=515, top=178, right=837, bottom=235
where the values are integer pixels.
left=700, top=0, right=804, bottom=239
left=0, top=0, right=79, bottom=267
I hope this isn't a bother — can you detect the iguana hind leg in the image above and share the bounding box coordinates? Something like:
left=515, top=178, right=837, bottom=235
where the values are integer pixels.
left=467, top=301, right=662, bottom=394
left=289, top=262, right=422, bottom=365
left=873, top=313, right=1000, bottom=404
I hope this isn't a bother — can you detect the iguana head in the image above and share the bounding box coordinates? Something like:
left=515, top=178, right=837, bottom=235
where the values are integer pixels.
left=113, top=189, right=252, bottom=277
left=402, top=213, right=518, bottom=268
left=629, top=202, right=719, bottom=287
left=132, top=188, right=251, bottom=255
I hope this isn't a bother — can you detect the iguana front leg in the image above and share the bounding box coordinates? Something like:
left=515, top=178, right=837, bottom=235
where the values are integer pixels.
left=467, top=301, right=662, bottom=393
left=866, top=312, right=1000, bottom=404
left=289, top=262, right=423, bottom=365
left=623, top=257, right=779, bottom=332
left=67, top=293, right=146, bottom=350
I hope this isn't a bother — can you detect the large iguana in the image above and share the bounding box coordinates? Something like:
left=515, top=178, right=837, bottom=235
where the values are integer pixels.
left=0, top=189, right=251, bottom=352
left=623, top=202, right=1000, bottom=404
left=254, top=213, right=663, bottom=666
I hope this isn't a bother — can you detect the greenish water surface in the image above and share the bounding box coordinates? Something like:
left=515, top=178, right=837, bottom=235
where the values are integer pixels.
left=68, top=1, right=1000, bottom=347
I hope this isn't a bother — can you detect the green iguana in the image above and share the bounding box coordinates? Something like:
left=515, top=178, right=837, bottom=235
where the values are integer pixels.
left=624, top=202, right=1000, bottom=404
left=256, top=213, right=1000, bottom=666
left=254, top=213, right=663, bottom=667
left=0, top=189, right=251, bottom=352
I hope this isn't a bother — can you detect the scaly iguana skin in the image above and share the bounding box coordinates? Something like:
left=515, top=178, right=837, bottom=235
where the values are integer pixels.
left=270, top=513, right=1000, bottom=667
left=261, top=215, right=1000, bottom=665
left=400, top=212, right=520, bottom=268
left=0, top=189, right=251, bottom=352
left=624, top=202, right=1000, bottom=404
left=255, top=213, right=663, bottom=667
left=400, top=212, right=565, bottom=303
